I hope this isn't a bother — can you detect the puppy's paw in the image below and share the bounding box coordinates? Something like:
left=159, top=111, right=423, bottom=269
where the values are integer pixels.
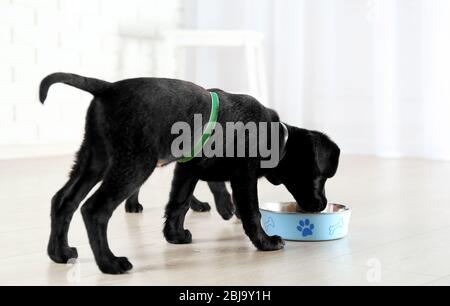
left=125, top=202, right=144, bottom=213
left=255, top=235, right=285, bottom=251
left=190, top=197, right=211, bottom=212
left=98, top=257, right=133, bottom=275
left=165, top=229, right=193, bottom=244
left=48, top=245, right=78, bottom=264
left=216, top=199, right=235, bottom=220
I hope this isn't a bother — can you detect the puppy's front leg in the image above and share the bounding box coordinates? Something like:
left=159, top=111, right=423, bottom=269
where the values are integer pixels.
left=164, top=164, right=199, bottom=244
left=208, top=182, right=235, bottom=220
left=125, top=190, right=144, bottom=213
left=231, top=165, right=285, bottom=251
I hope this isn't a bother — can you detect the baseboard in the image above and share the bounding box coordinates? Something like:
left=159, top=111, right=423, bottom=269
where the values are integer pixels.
left=0, top=143, right=79, bottom=160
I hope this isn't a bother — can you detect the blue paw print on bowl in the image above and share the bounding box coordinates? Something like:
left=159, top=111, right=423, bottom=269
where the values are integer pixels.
left=297, top=219, right=314, bottom=237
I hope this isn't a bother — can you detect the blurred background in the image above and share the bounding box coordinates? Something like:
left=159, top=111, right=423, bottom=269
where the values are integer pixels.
left=1, top=0, right=449, bottom=161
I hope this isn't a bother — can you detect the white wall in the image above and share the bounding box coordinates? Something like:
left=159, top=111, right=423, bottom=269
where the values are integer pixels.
left=0, top=0, right=181, bottom=158
left=186, top=0, right=450, bottom=160
left=2, top=0, right=450, bottom=161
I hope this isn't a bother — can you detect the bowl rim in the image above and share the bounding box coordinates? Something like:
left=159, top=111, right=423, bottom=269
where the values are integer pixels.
left=260, top=202, right=351, bottom=215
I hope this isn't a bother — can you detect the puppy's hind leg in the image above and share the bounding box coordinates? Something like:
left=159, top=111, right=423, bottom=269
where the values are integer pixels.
left=189, top=182, right=235, bottom=220
left=189, top=195, right=211, bottom=212
left=81, top=157, right=156, bottom=274
left=127, top=189, right=207, bottom=214
left=48, top=143, right=106, bottom=264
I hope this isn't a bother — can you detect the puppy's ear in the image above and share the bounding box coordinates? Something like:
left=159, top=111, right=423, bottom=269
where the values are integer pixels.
left=311, top=132, right=340, bottom=178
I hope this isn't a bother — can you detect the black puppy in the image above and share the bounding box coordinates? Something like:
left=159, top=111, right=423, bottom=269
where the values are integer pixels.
left=40, top=73, right=340, bottom=274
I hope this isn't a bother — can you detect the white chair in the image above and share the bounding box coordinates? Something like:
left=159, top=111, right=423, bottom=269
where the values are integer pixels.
left=119, top=29, right=269, bottom=107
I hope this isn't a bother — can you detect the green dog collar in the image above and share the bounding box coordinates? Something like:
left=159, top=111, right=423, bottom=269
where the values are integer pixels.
left=178, top=92, right=220, bottom=163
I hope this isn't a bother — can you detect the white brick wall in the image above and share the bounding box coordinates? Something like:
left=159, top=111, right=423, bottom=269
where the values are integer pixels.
left=0, top=0, right=181, bottom=158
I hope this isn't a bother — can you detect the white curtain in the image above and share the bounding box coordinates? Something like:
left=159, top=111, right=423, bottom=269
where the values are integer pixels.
left=186, top=0, right=450, bottom=160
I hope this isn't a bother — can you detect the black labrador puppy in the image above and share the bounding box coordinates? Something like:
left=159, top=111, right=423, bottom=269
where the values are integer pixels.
left=40, top=73, right=340, bottom=274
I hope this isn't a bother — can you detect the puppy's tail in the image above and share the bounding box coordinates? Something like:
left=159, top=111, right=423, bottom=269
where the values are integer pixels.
left=39, top=72, right=111, bottom=104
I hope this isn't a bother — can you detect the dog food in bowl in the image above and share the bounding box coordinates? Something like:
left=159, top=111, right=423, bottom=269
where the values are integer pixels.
left=260, top=202, right=351, bottom=241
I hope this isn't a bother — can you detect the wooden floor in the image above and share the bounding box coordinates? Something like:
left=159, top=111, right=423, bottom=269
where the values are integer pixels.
left=1, top=155, right=450, bottom=286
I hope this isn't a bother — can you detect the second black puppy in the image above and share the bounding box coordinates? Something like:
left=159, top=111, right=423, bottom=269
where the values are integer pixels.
left=40, top=73, right=340, bottom=275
